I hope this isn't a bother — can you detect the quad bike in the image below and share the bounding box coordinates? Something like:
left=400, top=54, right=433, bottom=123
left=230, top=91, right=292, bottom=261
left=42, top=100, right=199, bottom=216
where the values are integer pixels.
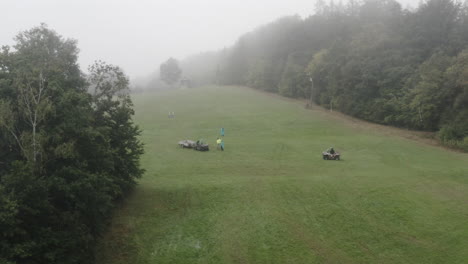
left=178, top=140, right=209, bottom=151
left=194, top=142, right=209, bottom=151
left=178, top=140, right=196, bottom=148
left=322, top=151, right=340, bottom=160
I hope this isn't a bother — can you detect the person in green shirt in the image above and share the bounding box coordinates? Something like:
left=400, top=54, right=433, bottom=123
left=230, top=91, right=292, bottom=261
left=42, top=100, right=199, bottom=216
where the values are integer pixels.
left=216, top=138, right=221, bottom=150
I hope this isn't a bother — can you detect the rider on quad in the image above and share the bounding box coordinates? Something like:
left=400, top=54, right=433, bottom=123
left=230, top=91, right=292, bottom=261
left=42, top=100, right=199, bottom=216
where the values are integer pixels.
left=323, top=147, right=340, bottom=160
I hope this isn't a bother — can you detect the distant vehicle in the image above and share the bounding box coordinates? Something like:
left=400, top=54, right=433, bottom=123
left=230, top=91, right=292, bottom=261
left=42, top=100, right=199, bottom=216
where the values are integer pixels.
left=178, top=139, right=209, bottom=151
left=194, top=142, right=209, bottom=151
left=178, top=140, right=196, bottom=148
left=322, top=149, right=340, bottom=160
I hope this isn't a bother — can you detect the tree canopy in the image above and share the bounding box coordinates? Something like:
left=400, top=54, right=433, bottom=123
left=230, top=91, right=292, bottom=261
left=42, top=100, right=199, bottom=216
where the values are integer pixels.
left=0, top=24, right=144, bottom=263
left=160, top=57, right=182, bottom=86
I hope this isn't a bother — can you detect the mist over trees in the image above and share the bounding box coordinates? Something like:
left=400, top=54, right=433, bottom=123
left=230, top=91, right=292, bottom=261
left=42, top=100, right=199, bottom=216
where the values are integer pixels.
left=181, top=51, right=223, bottom=86
left=160, top=57, right=182, bottom=86
left=0, top=24, right=144, bottom=263
left=182, top=0, right=468, bottom=150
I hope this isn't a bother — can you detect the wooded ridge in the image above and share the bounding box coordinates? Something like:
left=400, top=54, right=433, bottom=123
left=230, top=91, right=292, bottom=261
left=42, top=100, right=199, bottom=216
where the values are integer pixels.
left=182, top=0, right=468, bottom=151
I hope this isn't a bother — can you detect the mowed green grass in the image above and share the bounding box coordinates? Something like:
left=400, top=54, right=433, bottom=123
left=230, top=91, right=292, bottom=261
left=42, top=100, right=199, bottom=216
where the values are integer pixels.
left=96, top=86, right=468, bottom=264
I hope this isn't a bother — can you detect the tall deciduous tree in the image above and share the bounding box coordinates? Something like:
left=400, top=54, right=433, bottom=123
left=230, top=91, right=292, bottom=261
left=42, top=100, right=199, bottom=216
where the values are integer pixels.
left=0, top=23, right=80, bottom=168
left=160, top=57, right=182, bottom=86
left=0, top=25, right=144, bottom=263
left=88, top=61, right=145, bottom=195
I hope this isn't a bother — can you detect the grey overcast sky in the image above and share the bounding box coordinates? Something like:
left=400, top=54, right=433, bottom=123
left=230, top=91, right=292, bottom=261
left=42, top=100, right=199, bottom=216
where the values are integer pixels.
left=1, top=0, right=419, bottom=79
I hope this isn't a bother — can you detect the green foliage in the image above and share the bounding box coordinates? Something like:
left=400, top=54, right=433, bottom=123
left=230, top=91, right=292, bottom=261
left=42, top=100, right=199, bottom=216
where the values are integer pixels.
left=88, top=61, right=145, bottom=195
left=407, top=53, right=454, bottom=130
left=0, top=25, right=144, bottom=263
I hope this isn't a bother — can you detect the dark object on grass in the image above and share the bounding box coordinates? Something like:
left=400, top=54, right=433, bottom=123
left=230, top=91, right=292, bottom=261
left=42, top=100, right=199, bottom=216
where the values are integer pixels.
left=194, top=142, right=209, bottom=151
left=322, top=150, right=340, bottom=160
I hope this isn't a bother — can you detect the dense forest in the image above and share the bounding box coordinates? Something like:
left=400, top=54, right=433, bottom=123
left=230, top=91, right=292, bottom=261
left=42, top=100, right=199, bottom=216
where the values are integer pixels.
left=0, top=25, right=144, bottom=263
left=182, top=0, right=468, bottom=150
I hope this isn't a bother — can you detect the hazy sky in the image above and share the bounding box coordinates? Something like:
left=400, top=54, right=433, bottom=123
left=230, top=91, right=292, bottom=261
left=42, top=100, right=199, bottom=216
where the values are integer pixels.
left=2, top=0, right=419, bottom=79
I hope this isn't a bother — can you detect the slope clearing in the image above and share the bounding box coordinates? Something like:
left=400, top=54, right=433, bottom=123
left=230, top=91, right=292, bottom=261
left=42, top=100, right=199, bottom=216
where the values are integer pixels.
left=96, top=86, right=468, bottom=264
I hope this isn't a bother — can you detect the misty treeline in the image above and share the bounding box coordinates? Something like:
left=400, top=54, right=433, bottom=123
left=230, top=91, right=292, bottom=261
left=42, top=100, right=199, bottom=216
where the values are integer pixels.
left=182, top=0, right=468, bottom=150
left=0, top=25, right=144, bottom=263
left=160, top=57, right=182, bottom=86
left=134, top=57, right=184, bottom=91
